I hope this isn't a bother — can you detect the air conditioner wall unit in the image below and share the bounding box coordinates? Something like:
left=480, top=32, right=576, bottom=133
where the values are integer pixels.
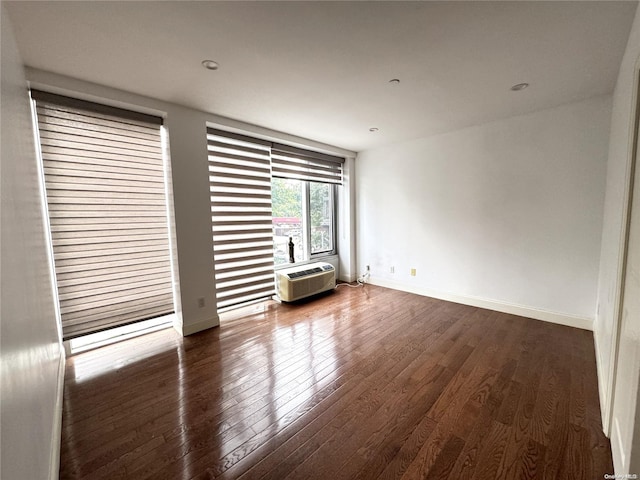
left=276, top=262, right=336, bottom=302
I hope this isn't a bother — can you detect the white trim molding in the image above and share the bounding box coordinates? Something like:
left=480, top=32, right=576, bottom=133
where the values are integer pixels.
left=175, top=316, right=221, bottom=336
left=594, top=331, right=611, bottom=432
left=370, top=278, right=594, bottom=331
left=50, top=349, right=65, bottom=480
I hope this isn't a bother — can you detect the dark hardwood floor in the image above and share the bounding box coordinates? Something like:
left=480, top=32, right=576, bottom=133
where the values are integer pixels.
left=59, top=284, right=612, bottom=479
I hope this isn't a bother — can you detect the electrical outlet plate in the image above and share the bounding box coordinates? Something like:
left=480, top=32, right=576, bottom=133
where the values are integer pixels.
left=410, top=268, right=416, bottom=276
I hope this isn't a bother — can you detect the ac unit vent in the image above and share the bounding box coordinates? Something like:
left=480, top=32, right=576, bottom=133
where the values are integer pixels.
left=287, top=267, right=323, bottom=279
left=276, top=262, right=336, bottom=302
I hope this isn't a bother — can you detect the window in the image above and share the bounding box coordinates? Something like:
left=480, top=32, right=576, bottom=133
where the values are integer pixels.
left=310, top=182, right=334, bottom=255
left=272, top=178, right=304, bottom=265
left=31, top=90, right=175, bottom=340
left=271, top=143, right=342, bottom=267
left=207, top=127, right=344, bottom=310
left=272, top=179, right=335, bottom=265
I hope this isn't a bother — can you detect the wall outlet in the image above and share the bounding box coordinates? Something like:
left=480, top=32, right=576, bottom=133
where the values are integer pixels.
left=197, top=297, right=205, bottom=308
left=410, top=268, right=417, bottom=276
left=390, top=266, right=395, bottom=274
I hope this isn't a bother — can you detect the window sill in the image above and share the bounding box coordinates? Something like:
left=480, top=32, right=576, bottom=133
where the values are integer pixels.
left=274, top=253, right=339, bottom=273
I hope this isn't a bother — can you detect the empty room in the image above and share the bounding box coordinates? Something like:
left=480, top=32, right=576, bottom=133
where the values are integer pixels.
left=3, top=1, right=640, bottom=479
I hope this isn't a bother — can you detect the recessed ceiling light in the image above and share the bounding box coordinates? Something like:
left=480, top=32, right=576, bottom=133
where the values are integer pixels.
left=201, top=60, right=220, bottom=71
left=510, top=82, right=529, bottom=91
left=389, top=79, right=400, bottom=85
left=369, top=127, right=379, bottom=132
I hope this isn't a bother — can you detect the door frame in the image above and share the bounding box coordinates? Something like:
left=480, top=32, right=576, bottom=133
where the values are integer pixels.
left=606, top=54, right=640, bottom=453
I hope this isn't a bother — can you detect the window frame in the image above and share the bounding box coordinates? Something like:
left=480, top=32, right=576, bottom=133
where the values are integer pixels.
left=306, top=181, right=337, bottom=258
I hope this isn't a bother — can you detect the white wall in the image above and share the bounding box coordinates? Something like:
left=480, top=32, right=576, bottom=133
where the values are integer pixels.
left=595, top=4, right=640, bottom=473
left=356, top=95, right=612, bottom=328
left=0, top=7, right=64, bottom=479
left=23, top=68, right=356, bottom=335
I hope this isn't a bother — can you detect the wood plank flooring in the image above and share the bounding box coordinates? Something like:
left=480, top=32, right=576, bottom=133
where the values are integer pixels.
left=59, top=284, right=612, bottom=479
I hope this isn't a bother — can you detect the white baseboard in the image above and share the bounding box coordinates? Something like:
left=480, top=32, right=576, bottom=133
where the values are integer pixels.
left=50, top=347, right=65, bottom=480
left=369, top=278, right=594, bottom=331
left=176, top=315, right=220, bottom=336
left=339, top=272, right=357, bottom=283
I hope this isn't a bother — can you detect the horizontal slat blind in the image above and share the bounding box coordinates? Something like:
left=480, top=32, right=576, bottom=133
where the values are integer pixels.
left=271, top=143, right=344, bottom=185
left=207, top=128, right=275, bottom=310
left=32, top=90, right=174, bottom=340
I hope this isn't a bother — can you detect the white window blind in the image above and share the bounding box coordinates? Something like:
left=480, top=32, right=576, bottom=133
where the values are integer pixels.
left=207, top=128, right=276, bottom=310
left=32, top=90, right=174, bottom=340
left=271, top=143, right=344, bottom=185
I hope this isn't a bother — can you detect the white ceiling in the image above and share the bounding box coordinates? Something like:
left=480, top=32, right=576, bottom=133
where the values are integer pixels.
left=5, top=1, right=637, bottom=152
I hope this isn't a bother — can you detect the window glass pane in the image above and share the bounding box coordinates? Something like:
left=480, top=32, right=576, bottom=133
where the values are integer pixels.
left=310, top=182, right=333, bottom=254
left=272, top=178, right=306, bottom=265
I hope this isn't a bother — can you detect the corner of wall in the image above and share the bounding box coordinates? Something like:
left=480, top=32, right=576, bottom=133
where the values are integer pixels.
left=338, top=156, right=357, bottom=283
left=2, top=5, right=67, bottom=479
left=176, top=315, right=220, bottom=336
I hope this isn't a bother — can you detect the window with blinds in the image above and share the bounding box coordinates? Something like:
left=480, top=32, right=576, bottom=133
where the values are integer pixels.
left=207, top=128, right=276, bottom=310
left=271, top=144, right=343, bottom=263
left=271, top=143, right=344, bottom=185
left=32, top=90, right=174, bottom=340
